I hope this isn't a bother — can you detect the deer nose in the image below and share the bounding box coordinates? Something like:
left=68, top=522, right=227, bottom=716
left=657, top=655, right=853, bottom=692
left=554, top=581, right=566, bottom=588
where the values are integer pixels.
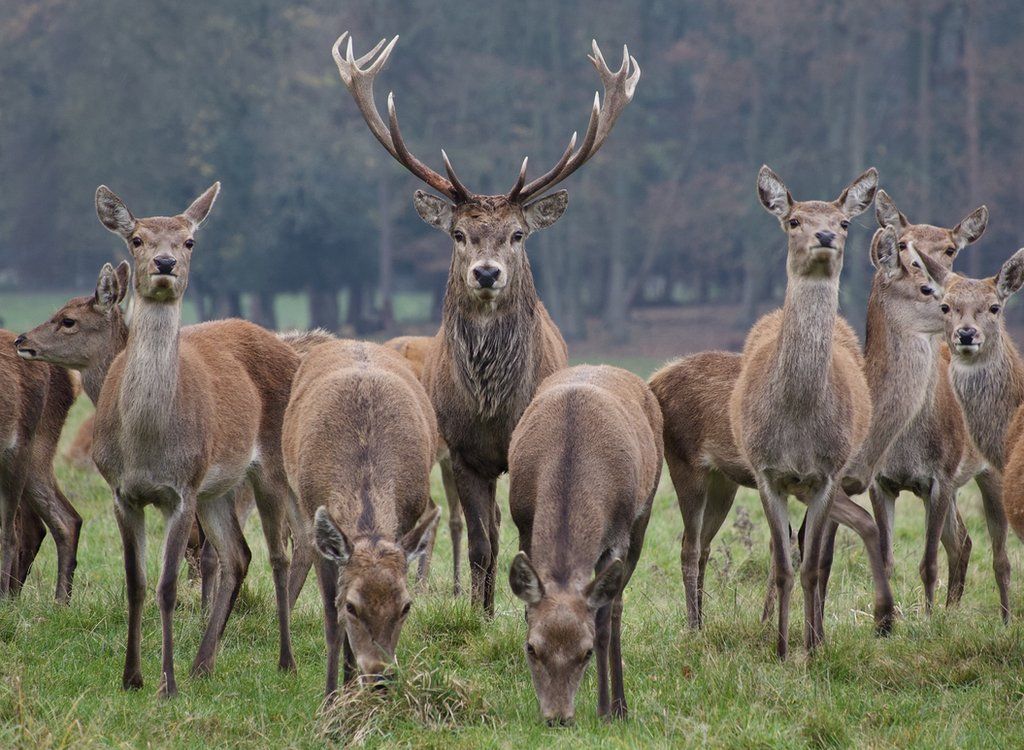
left=815, top=230, right=836, bottom=248
left=473, top=265, right=501, bottom=289
left=14, top=334, right=25, bottom=348
left=920, top=284, right=934, bottom=296
left=153, top=255, right=177, bottom=274
left=957, top=327, right=978, bottom=344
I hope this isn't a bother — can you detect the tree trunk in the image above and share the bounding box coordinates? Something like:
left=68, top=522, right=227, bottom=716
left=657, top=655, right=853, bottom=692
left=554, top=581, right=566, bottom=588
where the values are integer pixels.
left=603, top=179, right=630, bottom=344
left=214, top=290, right=243, bottom=319
left=963, top=0, right=983, bottom=279
left=249, top=290, right=277, bottom=330
left=915, top=3, right=934, bottom=220
left=377, top=172, right=395, bottom=332
left=308, top=288, right=339, bottom=332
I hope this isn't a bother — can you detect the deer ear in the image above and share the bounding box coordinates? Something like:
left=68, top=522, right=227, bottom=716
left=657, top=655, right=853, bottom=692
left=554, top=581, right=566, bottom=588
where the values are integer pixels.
left=870, top=226, right=900, bottom=273
left=94, top=263, right=120, bottom=310
left=314, top=506, right=352, bottom=565
left=400, top=504, right=441, bottom=567
left=874, top=189, right=908, bottom=229
left=413, top=190, right=453, bottom=232
left=835, top=168, right=878, bottom=217
left=953, top=205, right=989, bottom=249
left=523, top=190, right=569, bottom=232
left=995, top=248, right=1024, bottom=300
left=509, top=551, right=544, bottom=605
left=181, top=182, right=220, bottom=228
left=95, top=186, right=136, bottom=238
left=114, top=260, right=131, bottom=303
left=585, top=558, right=624, bottom=610
left=757, top=165, right=792, bottom=218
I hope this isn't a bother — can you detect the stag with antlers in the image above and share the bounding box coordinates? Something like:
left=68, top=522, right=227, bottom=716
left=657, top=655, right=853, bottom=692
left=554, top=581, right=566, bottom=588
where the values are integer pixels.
left=331, top=32, right=639, bottom=613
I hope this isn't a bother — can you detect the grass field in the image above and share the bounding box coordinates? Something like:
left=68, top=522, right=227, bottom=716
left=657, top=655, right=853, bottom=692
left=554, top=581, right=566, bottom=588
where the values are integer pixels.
left=3, top=401, right=1024, bottom=749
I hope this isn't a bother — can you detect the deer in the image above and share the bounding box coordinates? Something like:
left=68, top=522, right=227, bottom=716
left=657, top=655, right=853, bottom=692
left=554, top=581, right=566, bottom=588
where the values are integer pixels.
left=384, top=334, right=463, bottom=594
left=507, top=365, right=662, bottom=725
left=332, top=31, right=638, bottom=613
left=86, top=184, right=303, bottom=697
left=283, top=339, right=440, bottom=696
left=729, top=165, right=877, bottom=659
left=918, top=248, right=1024, bottom=553
left=828, top=191, right=1011, bottom=620
left=0, top=331, right=78, bottom=604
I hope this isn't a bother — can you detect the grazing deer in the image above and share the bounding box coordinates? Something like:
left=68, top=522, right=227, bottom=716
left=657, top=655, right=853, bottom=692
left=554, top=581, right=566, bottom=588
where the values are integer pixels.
left=832, top=192, right=1011, bottom=620
left=332, top=31, right=638, bottom=612
left=508, top=365, right=662, bottom=725
left=920, top=248, right=1024, bottom=551
left=283, top=339, right=440, bottom=695
left=730, top=166, right=877, bottom=658
left=0, top=332, right=78, bottom=603
left=384, top=334, right=463, bottom=594
left=88, top=184, right=301, bottom=697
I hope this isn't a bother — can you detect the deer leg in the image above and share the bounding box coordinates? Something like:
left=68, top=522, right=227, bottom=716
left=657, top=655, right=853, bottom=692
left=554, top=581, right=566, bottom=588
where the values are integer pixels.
left=696, top=474, right=738, bottom=626
left=668, top=453, right=709, bottom=630
left=199, top=532, right=218, bottom=614
left=186, top=516, right=203, bottom=583
left=22, top=474, right=81, bottom=604
left=869, top=481, right=897, bottom=580
left=827, top=492, right=894, bottom=635
left=11, top=503, right=46, bottom=596
left=920, top=480, right=952, bottom=615
left=155, top=490, right=196, bottom=699
left=0, top=457, right=31, bottom=598
left=609, top=596, right=628, bottom=719
left=315, top=556, right=342, bottom=698
left=813, top=518, right=838, bottom=631
left=940, top=499, right=971, bottom=608
left=114, top=497, right=146, bottom=691
left=452, top=456, right=495, bottom=615
left=594, top=601, right=612, bottom=717
left=977, top=469, right=1011, bottom=622
left=286, top=490, right=315, bottom=612
left=800, top=480, right=837, bottom=652
left=415, top=499, right=440, bottom=589
left=438, top=453, right=464, bottom=597
left=761, top=522, right=796, bottom=625
left=250, top=470, right=297, bottom=672
left=191, top=496, right=250, bottom=678
left=485, top=479, right=500, bottom=615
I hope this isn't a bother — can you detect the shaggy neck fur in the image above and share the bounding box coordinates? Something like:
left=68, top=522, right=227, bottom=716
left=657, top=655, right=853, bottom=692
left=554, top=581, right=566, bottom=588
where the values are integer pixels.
left=770, top=276, right=838, bottom=406
left=443, top=257, right=538, bottom=419
left=119, top=299, right=181, bottom=441
left=83, top=312, right=129, bottom=405
left=950, top=331, right=1024, bottom=470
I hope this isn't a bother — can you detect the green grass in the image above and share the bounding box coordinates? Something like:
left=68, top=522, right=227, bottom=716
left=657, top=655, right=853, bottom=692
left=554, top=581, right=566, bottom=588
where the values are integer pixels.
left=2, top=400, right=1024, bottom=748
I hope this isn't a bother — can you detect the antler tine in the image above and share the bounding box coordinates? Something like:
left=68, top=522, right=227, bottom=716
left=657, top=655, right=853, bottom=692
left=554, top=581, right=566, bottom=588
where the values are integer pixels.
left=441, top=150, right=473, bottom=202
left=516, top=40, right=640, bottom=202
left=518, top=131, right=578, bottom=199
left=386, top=94, right=460, bottom=200
left=334, top=31, right=465, bottom=200
left=507, top=157, right=529, bottom=201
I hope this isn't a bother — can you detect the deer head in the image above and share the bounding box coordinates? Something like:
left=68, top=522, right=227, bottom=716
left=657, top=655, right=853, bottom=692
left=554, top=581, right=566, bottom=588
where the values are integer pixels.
left=509, top=551, right=623, bottom=726
left=95, top=183, right=220, bottom=303
left=757, top=166, right=878, bottom=280
left=920, top=248, right=1024, bottom=363
left=15, top=261, right=130, bottom=367
left=313, top=505, right=440, bottom=682
left=874, top=189, right=988, bottom=269
left=869, top=225, right=945, bottom=335
left=332, top=32, right=639, bottom=312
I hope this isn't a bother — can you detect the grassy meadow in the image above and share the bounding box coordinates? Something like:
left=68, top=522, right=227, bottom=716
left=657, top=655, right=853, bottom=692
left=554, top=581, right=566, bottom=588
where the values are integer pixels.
left=2, top=389, right=1024, bottom=748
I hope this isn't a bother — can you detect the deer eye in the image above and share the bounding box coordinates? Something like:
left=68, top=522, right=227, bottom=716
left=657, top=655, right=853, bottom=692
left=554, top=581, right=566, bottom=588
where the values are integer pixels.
left=525, top=643, right=537, bottom=658
left=400, top=602, right=412, bottom=617
left=511, top=230, right=524, bottom=243
left=839, top=220, right=850, bottom=230
left=920, top=285, right=934, bottom=297
left=940, top=303, right=950, bottom=314
left=788, top=218, right=800, bottom=228
left=452, top=230, right=466, bottom=243
left=131, top=236, right=143, bottom=248
left=345, top=601, right=358, bottom=617
left=583, top=648, right=594, bottom=662
left=898, top=242, right=907, bottom=251
left=990, top=304, right=1002, bottom=314
left=946, top=247, right=956, bottom=256
left=60, top=318, right=76, bottom=328
left=184, top=239, right=194, bottom=249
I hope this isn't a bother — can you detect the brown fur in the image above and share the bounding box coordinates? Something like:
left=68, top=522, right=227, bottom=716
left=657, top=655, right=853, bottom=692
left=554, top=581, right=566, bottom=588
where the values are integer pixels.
left=283, top=339, right=439, bottom=695
left=90, top=184, right=302, bottom=698
left=730, top=166, right=876, bottom=658
left=508, top=365, right=662, bottom=724
left=0, top=331, right=79, bottom=603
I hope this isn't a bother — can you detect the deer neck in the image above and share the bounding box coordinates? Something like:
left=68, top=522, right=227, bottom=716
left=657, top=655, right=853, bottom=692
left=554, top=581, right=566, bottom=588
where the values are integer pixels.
left=771, top=275, right=839, bottom=405
left=442, top=265, right=539, bottom=419
left=118, top=299, right=182, bottom=436
left=82, top=314, right=129, bottom=405
left=950, top=329, right=1024, bottom=470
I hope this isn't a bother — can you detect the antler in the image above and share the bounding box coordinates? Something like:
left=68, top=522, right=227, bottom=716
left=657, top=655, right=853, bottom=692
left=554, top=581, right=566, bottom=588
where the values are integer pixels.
left=332, top=31, right=472, bottom=202
left=511, top=40, right=641, bottom=203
